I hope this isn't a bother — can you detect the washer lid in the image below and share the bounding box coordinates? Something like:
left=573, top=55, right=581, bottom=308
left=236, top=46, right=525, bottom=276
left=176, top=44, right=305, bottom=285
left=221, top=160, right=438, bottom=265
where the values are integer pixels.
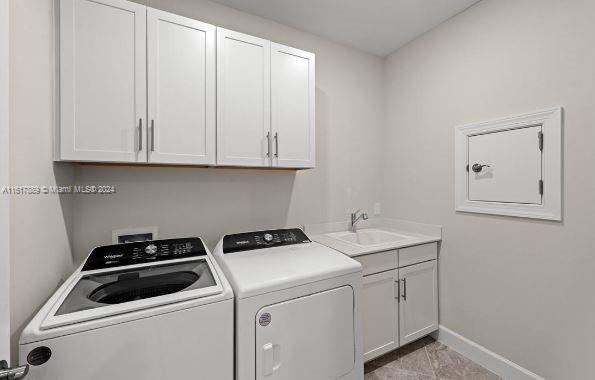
left=40, top=256, right=224, bottom=330
left=55, top=259, right=217, bottom=316
left=217, top=240, right=361, bottom=299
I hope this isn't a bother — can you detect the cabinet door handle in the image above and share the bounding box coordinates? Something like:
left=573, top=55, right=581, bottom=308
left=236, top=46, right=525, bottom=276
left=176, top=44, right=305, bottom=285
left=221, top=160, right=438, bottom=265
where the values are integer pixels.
left=138, top=118, right=143, bottom=151
left=266, top=132, right=271, bottom=157
left=395, top=280, right=400, bottom=302
left=274, top=132, right=279, bottom=157
left=150, top=120, right=155, bottom=152
left=402, top=278, right=407, bottom=301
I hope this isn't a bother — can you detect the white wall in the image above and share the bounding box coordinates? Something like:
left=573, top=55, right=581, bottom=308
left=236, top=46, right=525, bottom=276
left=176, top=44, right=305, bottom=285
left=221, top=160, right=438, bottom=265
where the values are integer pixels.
left=0, top=0, right=10, bottom=363
left=9, top=0, right=74, bottom=362
left=383, top=0, right=595, bottom=379
left=71, top=0, right=386, bottom=260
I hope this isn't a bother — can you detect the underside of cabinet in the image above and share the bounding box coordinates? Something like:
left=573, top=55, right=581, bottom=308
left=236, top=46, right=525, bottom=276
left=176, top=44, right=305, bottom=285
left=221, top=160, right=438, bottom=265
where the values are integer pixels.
left=75, top=162, right=307, bottom=171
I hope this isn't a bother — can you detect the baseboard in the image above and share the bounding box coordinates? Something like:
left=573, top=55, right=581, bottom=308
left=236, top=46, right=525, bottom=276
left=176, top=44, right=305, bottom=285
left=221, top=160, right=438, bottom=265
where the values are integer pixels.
left=430, top=325, right=545, bottom=380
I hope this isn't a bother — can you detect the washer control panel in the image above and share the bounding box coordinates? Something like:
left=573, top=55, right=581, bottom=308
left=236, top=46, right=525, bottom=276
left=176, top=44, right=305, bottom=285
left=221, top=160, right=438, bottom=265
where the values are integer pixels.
left=82, top=237, right=207, bottom=271
left=222, top=228, right=311, bottom=254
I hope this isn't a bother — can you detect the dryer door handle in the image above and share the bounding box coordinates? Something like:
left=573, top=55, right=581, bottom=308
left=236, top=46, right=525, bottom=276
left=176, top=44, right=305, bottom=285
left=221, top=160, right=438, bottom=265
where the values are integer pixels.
left=262, top=343, right=281, bottom=376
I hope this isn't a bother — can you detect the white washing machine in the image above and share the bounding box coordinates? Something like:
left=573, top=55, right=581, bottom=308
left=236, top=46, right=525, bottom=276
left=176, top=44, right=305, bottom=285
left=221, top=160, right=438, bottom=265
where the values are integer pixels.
left=213, top=228, right=363, bottom=380
left=19, top=237, right=234, bottom=380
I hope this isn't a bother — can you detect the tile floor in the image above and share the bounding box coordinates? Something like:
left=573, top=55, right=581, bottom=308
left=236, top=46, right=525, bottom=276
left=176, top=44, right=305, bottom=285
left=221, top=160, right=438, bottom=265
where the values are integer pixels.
left=364, top=336, right=502, bottom=380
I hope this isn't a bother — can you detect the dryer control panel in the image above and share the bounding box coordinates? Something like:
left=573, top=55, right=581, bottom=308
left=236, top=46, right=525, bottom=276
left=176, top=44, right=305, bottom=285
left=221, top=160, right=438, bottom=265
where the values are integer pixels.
left=223, top=228, right=311, bottom=254
left=82, top=237, right=207, bottom=271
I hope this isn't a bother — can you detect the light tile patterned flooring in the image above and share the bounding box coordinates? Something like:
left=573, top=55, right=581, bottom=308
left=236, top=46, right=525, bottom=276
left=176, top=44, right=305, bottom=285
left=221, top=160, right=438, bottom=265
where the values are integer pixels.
left=364, top=336, right=502, bottom=380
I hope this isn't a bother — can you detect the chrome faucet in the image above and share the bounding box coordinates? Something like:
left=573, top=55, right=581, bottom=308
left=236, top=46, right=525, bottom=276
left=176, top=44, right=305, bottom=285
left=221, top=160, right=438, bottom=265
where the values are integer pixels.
left=350, top=209, right=369, bottom=232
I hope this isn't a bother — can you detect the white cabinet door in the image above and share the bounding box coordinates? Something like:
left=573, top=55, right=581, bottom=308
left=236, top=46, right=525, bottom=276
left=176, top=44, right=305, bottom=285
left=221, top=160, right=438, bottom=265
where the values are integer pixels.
left=362, top=270, right=399, bottom=361
left=59, top=0, right=147, bottom=162
left=217, top=28, right=271, bottom=166
left=255, top=286, right=355, bottom=380
left=468, top=125, right=542, bottom=204
left=398, top=261, right=438, bottom=345
left=271, top=43, right=315, bottom=168
left=147, top=9, right=215, bottom=165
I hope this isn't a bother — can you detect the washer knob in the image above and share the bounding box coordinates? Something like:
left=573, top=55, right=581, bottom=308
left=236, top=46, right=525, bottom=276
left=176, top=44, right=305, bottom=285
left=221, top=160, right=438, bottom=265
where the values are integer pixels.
left=145, top=244, right=158, bottom=256
left=263, top=233, right=273, bottom=243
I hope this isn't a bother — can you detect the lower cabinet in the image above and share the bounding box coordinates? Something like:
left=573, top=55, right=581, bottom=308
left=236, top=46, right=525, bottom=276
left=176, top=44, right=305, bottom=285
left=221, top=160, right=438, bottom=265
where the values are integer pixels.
left=360, top=247, right=438, bottom=362
left=398, top=260, right=438, bottom=345
left=362, top=270, right=399, bottom=361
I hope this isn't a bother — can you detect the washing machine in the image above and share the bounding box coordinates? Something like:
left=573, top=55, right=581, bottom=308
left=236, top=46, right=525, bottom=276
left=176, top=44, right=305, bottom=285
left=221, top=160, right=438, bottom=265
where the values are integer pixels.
left=19, top=237, right=234, bottom=380
left=213, top=228, right=363, bottom=380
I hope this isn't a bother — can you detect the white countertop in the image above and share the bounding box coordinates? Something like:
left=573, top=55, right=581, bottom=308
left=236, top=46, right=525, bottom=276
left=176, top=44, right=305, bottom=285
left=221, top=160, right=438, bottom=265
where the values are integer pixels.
left=305, top=218, right=441, bottom=257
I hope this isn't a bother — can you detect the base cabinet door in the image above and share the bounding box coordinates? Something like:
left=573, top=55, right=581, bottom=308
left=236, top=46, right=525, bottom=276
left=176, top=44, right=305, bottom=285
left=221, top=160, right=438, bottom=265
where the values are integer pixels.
left=398, top=260, right=438, bottom=345
left=362, top=270, right=399, bottom=361
left=58, top=0, right=147, bottom=162
left=147, top=8, right=216, bottom=165
left=271, top=43, right=315, bottom=168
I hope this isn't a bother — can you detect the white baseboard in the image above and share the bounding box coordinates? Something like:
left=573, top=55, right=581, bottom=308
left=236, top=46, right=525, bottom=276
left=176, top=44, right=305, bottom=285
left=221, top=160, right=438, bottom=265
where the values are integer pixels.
left=430, top=325, right=546, bottom=380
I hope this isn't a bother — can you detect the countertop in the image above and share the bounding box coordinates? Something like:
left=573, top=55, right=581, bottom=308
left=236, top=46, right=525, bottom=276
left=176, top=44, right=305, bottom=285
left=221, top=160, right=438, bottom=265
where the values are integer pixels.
left=305, top=218, right=442, bottom=257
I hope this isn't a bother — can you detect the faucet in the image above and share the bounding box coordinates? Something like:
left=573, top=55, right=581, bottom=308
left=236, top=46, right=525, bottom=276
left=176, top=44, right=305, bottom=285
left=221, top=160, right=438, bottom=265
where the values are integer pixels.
left=350, top=209, right=369, bottom=232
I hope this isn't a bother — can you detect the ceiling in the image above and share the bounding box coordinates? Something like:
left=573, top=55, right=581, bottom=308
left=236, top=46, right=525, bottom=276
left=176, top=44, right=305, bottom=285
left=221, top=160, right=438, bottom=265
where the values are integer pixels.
left=209, top=0, right=481, bottom=56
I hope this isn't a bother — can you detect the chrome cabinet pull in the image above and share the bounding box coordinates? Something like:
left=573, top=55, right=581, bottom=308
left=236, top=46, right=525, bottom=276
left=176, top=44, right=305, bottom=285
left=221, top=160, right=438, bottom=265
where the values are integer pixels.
left=266, top=132, right=271, bottom=157
left=402, top=278, right=407, bottom=301
left=274, top=132, right=279, bottom=157
left=0, top=360, right=29, bottom=380
left=150, top=120, right=155, bottom=152
left=138, top=118, right=143, bottom=151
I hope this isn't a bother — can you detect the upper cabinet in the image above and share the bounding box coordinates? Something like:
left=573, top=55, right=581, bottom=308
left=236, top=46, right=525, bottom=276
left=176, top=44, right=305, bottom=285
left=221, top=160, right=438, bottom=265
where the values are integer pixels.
left=216, top=28, right=271, bottom=167
left=147, top=9, right=216, bottom=165
left=271, top=43, right=315, bottom=168
left=217, top=29, right=316, bottom=168
left=55, top=0, right=315, bottom=169
left=57, top=0, right=147, bottom=162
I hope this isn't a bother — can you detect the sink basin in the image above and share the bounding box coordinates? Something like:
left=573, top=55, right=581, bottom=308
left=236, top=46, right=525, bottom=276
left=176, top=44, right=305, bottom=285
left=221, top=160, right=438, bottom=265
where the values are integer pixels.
left=326, top=228, right=414, bottom=246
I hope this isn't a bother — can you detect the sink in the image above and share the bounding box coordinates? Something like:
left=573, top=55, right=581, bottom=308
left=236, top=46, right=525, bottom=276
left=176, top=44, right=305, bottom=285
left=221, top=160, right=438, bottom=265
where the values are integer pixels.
left=326, top=228, right=414, bottom=246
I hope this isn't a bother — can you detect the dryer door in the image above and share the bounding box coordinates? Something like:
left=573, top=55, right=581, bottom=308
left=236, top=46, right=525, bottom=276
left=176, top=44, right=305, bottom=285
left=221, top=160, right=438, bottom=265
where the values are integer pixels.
left=255, top=286, right=355, bottom=380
